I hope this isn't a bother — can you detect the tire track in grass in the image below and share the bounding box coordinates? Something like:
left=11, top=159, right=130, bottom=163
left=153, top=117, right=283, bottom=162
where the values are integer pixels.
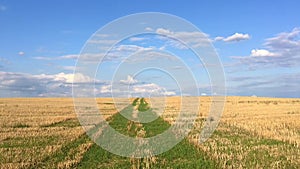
left=77, top=106, right=133, bottom=169
left=78, top=98, right=217, bottom=168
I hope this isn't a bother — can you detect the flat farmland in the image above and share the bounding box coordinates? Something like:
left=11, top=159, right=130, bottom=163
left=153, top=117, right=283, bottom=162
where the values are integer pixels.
left=0, top=97, right=299, bottom=168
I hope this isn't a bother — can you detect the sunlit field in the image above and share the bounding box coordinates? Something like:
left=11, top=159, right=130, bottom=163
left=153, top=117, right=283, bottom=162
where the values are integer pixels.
left=0, top=97, right=299, bottom=168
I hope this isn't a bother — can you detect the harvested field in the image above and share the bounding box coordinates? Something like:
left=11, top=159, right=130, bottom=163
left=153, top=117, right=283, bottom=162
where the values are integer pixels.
left=0, top=97, right=299, bottom=168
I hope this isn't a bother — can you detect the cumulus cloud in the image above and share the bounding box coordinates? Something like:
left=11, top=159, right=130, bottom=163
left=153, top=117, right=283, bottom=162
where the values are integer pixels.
left=120, top=75, right=138, bottom=85
left=99, top=84, right=112, bottom=94
left=224, top=33, right=250, bottom=42
left=131, top=83, right=176, bottom=97
left=0, top=71, right=177, bottom=97
left=214, top=36, right=224, bottom=41
left=99, top=75, right=177, bottom=97
left=250, top=49, right=278, bottom=57
left=118, top=75, right=176, bottom=97
left=0, top=71, right=104, bottom=97
left=216, top=33, right=250, bottom=42
left=53, top=72, right=97, bottom=83
left=233, top=27, right=300, bottom=68
left=0, top=71, right=66, bottom=97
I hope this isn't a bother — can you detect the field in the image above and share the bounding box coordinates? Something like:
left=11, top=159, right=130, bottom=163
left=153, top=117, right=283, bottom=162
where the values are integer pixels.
left=0, top=97, right=299, bottom=168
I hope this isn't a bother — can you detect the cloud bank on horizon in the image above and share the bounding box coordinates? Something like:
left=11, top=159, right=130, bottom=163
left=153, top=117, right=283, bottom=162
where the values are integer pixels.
left=0, top=1, right=300, bottom=98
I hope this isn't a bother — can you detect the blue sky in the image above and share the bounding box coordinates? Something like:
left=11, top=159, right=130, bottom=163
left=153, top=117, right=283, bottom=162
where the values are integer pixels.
left=0, top=0, right=300, bottom=97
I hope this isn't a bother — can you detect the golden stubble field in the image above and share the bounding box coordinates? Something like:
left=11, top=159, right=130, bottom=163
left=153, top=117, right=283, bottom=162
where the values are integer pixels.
left=164, top=96, right=300, bottom=168
left=0, top=96, right=299, bottom=168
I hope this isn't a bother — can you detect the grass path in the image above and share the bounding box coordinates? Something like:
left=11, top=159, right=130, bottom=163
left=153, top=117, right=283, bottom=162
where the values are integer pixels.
left=77, top=98, right=217, bottom=168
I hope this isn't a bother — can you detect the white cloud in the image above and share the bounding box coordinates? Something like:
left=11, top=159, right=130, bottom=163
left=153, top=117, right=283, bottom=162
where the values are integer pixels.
left=53, top=72, right=95, bottom=83
left=131, top=83, right=176, bottom=97
left=264, top=27, right=300, bottom=51
left=33, top=56, right=52, bottom=60
left=129, top=37, right=146, bottom=42
left=0, top=71, right=104, bottom=97
left=59, top=54, right=78, bottom=59
left=159, top=46, right=166, bottom=50
left=76, top=45, right=155, bottom=63
left=18, top=51, right=25, bottom=56
left=114, top=44, right=153, bottom=52
left=219, top=33, right=250, bottom=42
left=156, top=28, right=173, bottom=35
left=250, top=49, right=277, bottom=57
left=120, top=75, right=138, bottom=85
left=99, top=84, right=111, bottom=94
left=34, top=53, right=116, bottom=64
left=118, top=75, right=175, bottom=96
left=87, top=39, right=116, bottom=45
left=32, top=45, right=154, bottom=63
left=145, top=27, right=153, bottom=31
left=124, top=50, right=175, bottom=63
left=0, top=71, right=177, bottom=97
left=33, top=54, right=78, bottom=61
left=75, top=45, right=154, bottom=63
left=133, top=83, right=158, bottom=93
left=99, top=76, right=176, bottom=97
left=233, top=27, right=300, bottom=68
left=214, top=36, right=224, bottom=41
left=155, top=28, right=212, bottom=49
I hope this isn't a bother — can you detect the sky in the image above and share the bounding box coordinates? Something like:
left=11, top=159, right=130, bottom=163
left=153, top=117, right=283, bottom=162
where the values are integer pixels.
left=0, top=0, right=300, bottom=98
